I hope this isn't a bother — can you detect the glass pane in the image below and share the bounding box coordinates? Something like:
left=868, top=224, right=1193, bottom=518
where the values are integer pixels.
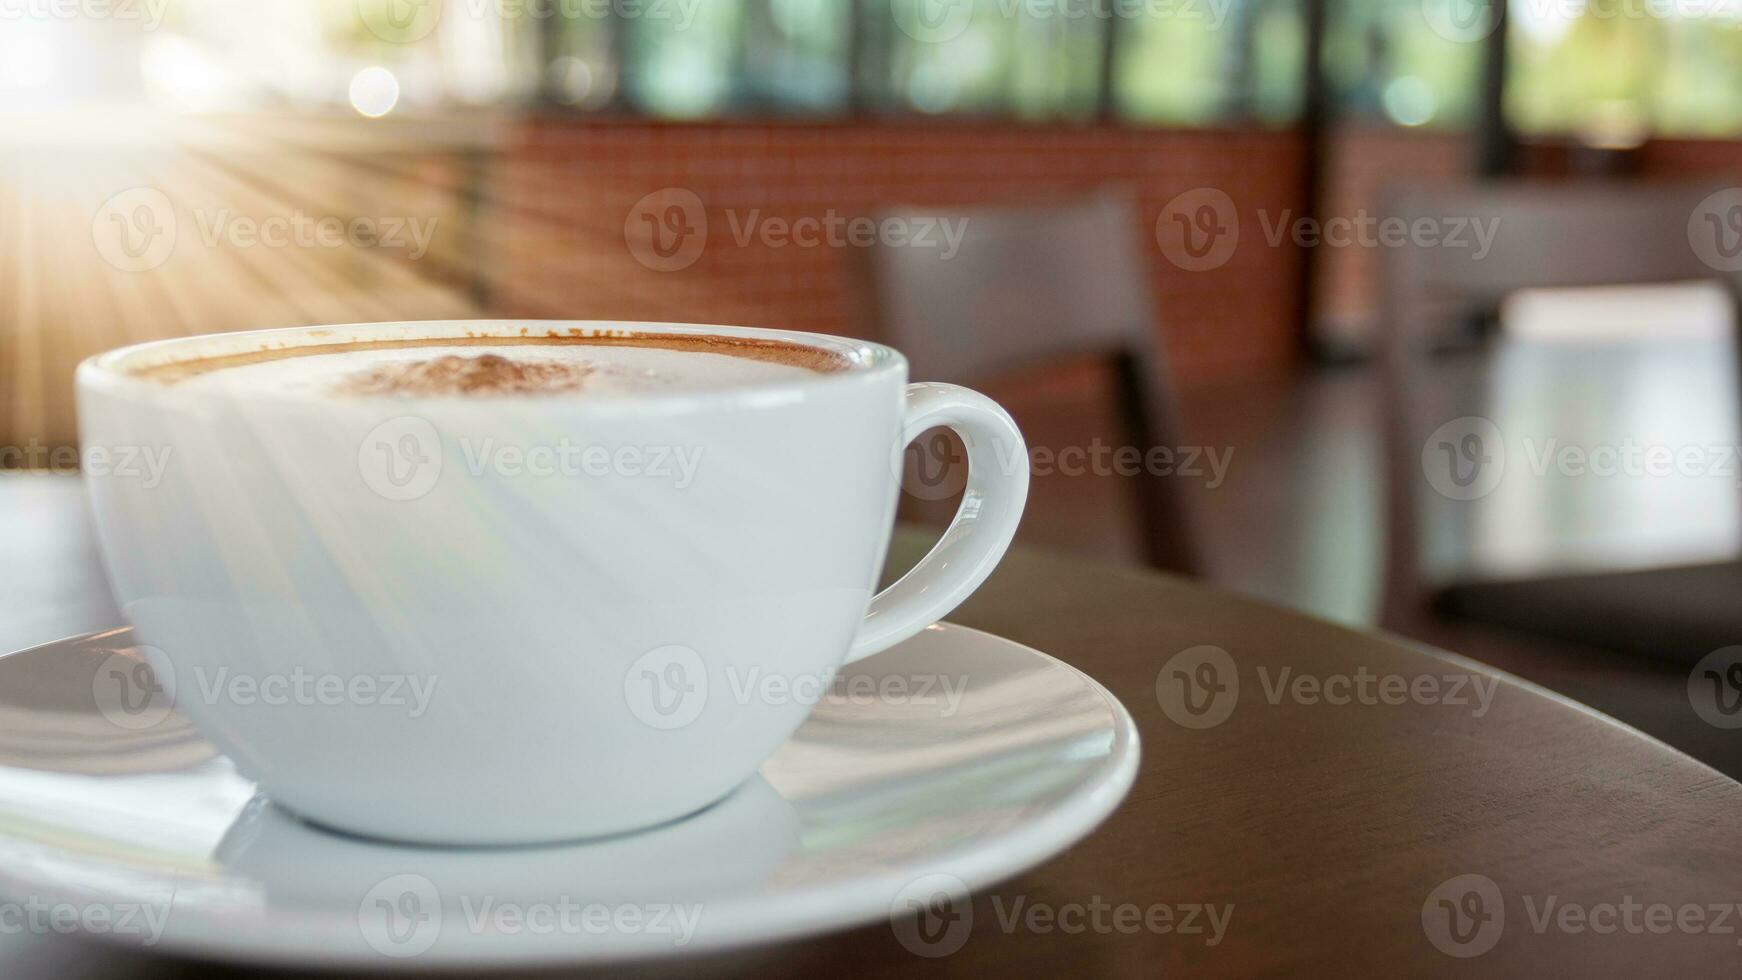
left=1508, top=7, right=1742, bottom=139
left=861, top=0, right=1104, bottom=118
left=622, top=0, right=743, bottom=116
left=1115, top=0, right=1307, bottom=126
left=1325, top=0, right=1484, bottom=128
left=548, top=6, right=620, bottom=108
left=741, top=0, right=852, bottom=111
left=1656, top=22, right=1742, bottom=136
left=622, top=0, right=849, bottom=116
left=128, top=0, right=546, bottom=113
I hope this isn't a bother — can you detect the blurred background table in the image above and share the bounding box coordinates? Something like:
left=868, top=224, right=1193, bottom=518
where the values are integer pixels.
left=3, top=477, right=1739, bottom=976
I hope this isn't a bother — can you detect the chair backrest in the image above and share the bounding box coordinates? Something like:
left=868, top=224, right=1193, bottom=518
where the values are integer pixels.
left=854, top=189, right=1163, bottom=379
left=1377, top=181, right=1742, bottom=622
left=849, top=190, right=1199, bottom=574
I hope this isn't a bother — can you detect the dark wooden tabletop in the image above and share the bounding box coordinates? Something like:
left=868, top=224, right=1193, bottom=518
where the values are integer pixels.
left=3, top=474, right=1740, bottom=977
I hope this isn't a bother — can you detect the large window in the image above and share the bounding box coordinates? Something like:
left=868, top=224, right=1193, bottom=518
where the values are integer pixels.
left=859, top=0, right=1105, bottom=119
left=1324, top=0, right=1486, bottom=128
left=1115, top=0, right=1309, bottom=125
left=85, top=0, right=1307, bottom=126
left=34, top=0, right=1742, bottom=140
left=621, top=0, right=851, bottom=116
left=1508, top=8, right=1742, bottom=139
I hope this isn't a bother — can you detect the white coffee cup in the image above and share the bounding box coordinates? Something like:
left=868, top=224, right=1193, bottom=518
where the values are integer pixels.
left=77, top=321, right=1028, bottom=845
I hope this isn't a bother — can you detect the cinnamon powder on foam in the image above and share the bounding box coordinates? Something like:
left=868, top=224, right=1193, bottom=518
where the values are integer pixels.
left=334, top=354, right=594, bottom=396
left=133, top=332, right=852, bottom=387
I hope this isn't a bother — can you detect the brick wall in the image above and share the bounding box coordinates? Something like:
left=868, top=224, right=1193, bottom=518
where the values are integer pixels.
left=492, top=119, right=1309, bottom=385
left=1640, top=138, right=1742, bottom=178
left=1308, top=130, right=1742, bottom=350
left=1311, top=125, right=1474, bottom=349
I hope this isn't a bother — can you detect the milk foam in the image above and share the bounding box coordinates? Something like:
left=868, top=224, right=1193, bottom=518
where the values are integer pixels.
left=173, top=343, right=821, bottom=396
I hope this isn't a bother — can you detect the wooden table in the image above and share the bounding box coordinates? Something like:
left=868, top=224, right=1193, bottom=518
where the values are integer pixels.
left=3, top=475, right=1740, bottom=976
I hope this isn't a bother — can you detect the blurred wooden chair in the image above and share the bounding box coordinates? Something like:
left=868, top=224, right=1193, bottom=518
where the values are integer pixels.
left=848, top=190, right=1199, bottom=576
left=1379, top=181, right=1742, bottom=661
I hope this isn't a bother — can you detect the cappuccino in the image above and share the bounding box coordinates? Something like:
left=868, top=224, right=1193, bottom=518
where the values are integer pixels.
left=133, top=332, right=848, bottom=397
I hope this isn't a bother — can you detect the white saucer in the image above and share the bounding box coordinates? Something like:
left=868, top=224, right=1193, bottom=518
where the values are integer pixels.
left=0, top=622, right=1137, bottom=969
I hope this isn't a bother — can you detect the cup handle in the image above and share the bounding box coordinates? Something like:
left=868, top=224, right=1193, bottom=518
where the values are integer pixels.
left=845, top=382, right=1030, bottom=664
